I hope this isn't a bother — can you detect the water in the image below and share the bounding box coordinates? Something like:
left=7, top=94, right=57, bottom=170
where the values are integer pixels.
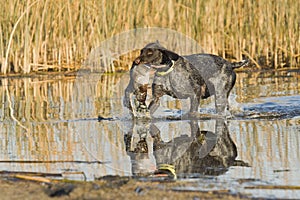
left=0, top=69, right=299, bottom=199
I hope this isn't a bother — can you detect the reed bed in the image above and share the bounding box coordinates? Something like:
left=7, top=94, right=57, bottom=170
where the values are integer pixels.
left=0, top=0, right=299, bottom=74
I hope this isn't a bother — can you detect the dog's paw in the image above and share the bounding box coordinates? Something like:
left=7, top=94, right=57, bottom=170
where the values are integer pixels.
left=137, top=104, right=148, bottom=112
left=135, top=105, right=151, bottom=119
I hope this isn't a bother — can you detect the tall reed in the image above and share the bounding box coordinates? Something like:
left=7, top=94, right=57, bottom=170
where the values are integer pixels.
left=0, top=0, right=299, bottom=74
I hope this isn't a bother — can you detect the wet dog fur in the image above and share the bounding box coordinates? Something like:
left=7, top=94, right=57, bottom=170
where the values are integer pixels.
left=133, top=42, right=249, bottom=116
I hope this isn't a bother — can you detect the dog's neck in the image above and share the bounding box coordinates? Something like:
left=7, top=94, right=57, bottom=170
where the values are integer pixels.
left=156, top=60, right=175, bottom=76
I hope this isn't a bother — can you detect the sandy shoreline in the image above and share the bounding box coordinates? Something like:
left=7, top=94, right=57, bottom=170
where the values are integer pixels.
left=0, top=177, right=248, bottom=200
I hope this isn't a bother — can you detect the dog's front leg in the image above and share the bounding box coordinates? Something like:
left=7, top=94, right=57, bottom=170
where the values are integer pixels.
left=149, top=97, right=161, bottom=115
left=135, top=84, right=149, bottom=113
left=149, top=84, right=164, bottom=115
left=123, top=84, right=134, bottom=111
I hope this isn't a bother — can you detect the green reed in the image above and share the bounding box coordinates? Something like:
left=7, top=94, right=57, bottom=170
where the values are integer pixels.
left=0, top=0, right=299, bottom=74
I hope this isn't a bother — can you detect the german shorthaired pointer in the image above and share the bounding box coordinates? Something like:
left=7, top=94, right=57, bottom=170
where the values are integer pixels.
left=126, top=42, right=249, bottom=116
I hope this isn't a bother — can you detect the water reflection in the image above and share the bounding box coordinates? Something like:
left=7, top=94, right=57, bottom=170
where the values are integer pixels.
left=0, top=69, right=299, bottom=198
left=125, top=118, right=248, bottom=176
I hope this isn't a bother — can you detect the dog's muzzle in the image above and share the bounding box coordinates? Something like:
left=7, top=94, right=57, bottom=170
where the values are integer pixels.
left=134, top=57, right=141, bottom=65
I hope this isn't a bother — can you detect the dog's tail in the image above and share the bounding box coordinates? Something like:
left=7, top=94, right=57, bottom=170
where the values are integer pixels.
left=232, top=59, right=249, bottom=69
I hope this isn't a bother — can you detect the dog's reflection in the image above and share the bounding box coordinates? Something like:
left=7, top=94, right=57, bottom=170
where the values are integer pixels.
left=124, top=119, right=248, bottom=176
left=124, top=119, right=161, bottom=175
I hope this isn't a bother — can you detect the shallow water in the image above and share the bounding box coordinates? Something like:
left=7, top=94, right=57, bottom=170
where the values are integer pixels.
left=0, top=69, right=299, bottom=199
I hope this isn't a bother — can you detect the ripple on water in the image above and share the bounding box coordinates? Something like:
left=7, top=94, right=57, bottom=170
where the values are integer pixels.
left=240, top=95, right=300, bottom=120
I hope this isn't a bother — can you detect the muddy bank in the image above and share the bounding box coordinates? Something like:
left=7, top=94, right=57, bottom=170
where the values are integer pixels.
left=0, top=177, right=248, bottom=200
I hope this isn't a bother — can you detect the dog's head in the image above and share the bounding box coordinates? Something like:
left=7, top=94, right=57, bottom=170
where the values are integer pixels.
left=134, top=42, right=179, bottom=68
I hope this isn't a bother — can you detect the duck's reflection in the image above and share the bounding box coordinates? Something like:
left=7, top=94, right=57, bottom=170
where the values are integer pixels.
left=124, top=119, right=248, bottom=176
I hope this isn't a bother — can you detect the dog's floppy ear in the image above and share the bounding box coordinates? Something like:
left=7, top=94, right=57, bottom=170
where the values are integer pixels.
left=159, top=49, right=179, bottom=61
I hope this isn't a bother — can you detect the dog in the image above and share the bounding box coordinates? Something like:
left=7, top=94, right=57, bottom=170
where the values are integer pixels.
left=123, top=62, right=152, bottom=117
left=134, top=42, right=249, bottom=115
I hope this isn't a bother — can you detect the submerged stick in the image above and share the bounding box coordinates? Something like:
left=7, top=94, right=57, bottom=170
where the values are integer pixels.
left=0, top=171, right=62, bottom=177
left=0, top=160, right=107, bottom=164
left=14, top=174, right=51, bottom=183
left=245, top=185, right=300, bottom=190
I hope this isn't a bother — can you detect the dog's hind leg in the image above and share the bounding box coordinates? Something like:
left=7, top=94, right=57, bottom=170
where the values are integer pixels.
left=189, top=94, right=200, bottom=114
left=209, top=64, right=230, bottom=115
left=215, top=92, right=228, bottom=115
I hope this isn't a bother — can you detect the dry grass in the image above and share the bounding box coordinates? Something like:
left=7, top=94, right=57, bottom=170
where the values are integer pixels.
left=0, top=0, right=299, bottom=74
